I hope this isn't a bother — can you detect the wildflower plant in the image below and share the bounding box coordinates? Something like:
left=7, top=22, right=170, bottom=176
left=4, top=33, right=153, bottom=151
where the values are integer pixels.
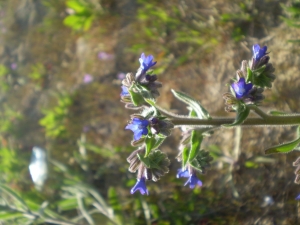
left=120, top=48, right=300, bottom=196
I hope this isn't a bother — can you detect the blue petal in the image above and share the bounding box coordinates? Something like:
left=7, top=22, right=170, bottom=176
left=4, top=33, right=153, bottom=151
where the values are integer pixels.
left=125, top=123, right=139, bottom=132
left=231, top=78, right=253, bottom=99
left=296, top=194, right=300, bottom=200
left=131, top=178, right=149, bottom=195
left=176, top=169, right=189, bottom=178
left=132, top=118, right=149, bottom=126
left=126, top=118, right=149, bottom=140
left=139, top=53, right=156, bottom=71
left=133, top=129, right=144, bottom=141
left=121, top=86, right=129, bottom=97
left=253, top=44, right=267, bottom=61
left=184, top=174, right=202, bottom=189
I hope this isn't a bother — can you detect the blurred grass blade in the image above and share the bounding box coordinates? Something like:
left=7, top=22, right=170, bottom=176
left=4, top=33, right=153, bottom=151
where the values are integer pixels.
left=0, top=184, right=29, bottom=211
left=76, top=193, right=95, bottom=225
left=0, top=211, right=24, bottom=221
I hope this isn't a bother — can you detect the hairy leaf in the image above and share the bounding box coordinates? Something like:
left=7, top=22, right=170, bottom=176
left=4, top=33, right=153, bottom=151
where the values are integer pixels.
left=171, top=89, right=211, bottom=119
left=265, top=137, right=300, bottom=154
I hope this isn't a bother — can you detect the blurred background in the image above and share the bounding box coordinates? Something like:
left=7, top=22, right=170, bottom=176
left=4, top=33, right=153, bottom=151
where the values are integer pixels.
left=1, top=0, right=300, bottom=224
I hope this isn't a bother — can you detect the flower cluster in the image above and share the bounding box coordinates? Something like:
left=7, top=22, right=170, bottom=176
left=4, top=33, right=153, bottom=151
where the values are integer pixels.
left=120, top=55, right=174, bottom=195
left=223, top=44, right=275, bottom=112
left=120, top=45, right=300, bottom=201
left=120, top=53, right=162, bottom=109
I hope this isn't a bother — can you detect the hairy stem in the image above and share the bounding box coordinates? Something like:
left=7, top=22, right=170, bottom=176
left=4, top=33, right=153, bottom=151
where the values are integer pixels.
left=170, top=114, right=300, bottom=127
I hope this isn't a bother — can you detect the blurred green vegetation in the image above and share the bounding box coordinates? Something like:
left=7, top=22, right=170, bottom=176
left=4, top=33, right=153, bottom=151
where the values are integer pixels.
left=0, top=0, right=299, bottom=224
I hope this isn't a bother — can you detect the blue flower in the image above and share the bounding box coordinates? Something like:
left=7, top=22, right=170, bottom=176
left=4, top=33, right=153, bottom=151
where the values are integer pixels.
left=231, top=78, right=253, bottom=99
left=125, top=118, right=149, bottom=140
left=176, top=169, right=189, bottom=178
left=253, top=44, right=267, bottom=61
left=120, top=86, right=129, bottom=97
left=177, top=169, right=202, bottom=189
left=296, top=194, right=300, bottom=200
left=131, top=177, right=149, bottom=195
left=139, top=53, right=156, bottom=72
left=184, top=174, right=202, bottom=189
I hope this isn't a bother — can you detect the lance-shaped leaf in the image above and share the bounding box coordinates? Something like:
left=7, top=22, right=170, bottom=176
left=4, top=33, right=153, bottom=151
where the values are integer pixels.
left=171, top=89, right=211, bottom=119
left=265, top=136, right=300, bottom=154
left=182, top=146, right=190, bottom=168
left=223, top=105, right=250, bottom=127
left=144, top=136, right=165, bottom=157
left=246, top=67, right=253, bottom=83
left=188, top=130, right=203, bottom=162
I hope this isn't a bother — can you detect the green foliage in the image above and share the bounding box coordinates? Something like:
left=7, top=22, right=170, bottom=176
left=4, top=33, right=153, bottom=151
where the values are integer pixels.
left=220, top=2, right=255, bottom=42
left=282, top=1, right=300, bottom=42
left=144, top=136, right=165, bottom=157
left=39, top=94, right=73, bottom=138
left=223, top=104, right=250, bottom=127
left=63, top=0, right=97, bottom=31
left=265, top=137, right=300, bottom=154
left=131, top=1, right=219, bottom=66
left=29, top=63, right=45, bottom=81
left=171, top=89, right=211, bottom=119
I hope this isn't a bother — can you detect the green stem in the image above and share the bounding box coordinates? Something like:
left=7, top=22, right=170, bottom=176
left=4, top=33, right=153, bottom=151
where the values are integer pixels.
left=170, top=114, right=300, bottom=127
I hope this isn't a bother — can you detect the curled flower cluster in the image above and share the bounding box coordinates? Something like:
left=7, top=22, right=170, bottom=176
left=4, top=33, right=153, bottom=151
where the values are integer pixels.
left=120, top=54, right=174, bottom=195
left=223, top=44, right=275, bottom=112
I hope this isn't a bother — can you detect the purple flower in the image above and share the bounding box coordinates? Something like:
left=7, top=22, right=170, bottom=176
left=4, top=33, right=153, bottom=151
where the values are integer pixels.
left=120, top=86, right=129, bottom=97
left=131, top=177, right=149, bottom=195
left=83, top=74, right=93, bottom=83
left=10, top=63, right=17, bottom=70
left=296, top=194, right=300, bottom=200
left=125, top=118, right=149, bottom=141
left=253, top=44, right=267, bottom=61
left=117, top=72, right=126, bottom=80
left=139, top=53, right=156, bottom=72
left=98, top=52, right=114, bottom=61
left=231, top=78, right=253, bottom=99
left=184, top=174, right=202, bottom=189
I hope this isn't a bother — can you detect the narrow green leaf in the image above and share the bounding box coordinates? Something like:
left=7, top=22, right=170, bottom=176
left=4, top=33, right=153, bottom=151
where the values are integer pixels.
left=182, top=146, right=189, bottom=168
left=265, top=137, right=300, bottom=154
left=171, top=89, right=211, bottom=119
left=188, top=131, right=203, bottom=162
left=56, top=198, right=78, bottom=211
left=223, top=105, right=250, bottom=127
left=0, top=184, right=29, bottom=210
left=0, top=212, right=24, bottom=221
left=246, top=67, right=253, bottom=83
